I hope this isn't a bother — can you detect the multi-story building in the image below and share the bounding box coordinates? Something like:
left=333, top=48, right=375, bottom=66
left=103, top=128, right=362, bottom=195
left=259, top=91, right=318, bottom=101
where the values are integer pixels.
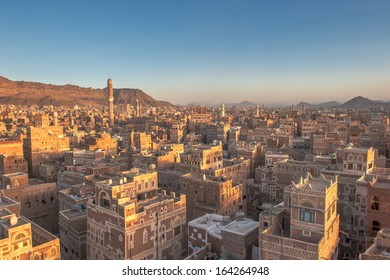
left=132, top=132, right=152, bottom=150
left=342, top=145, right=376, bottom=174
left=87, top=170, right=187, bottom=260
left=132, top=150, right=176, bottom=171
left=365, top=176, right=390, bottom=247
left=34, top=114, right=50, bottom=128
left=217, top=123, right=230, bottom=143
left=179, top=144, right=223, bottom=172
left=23, top=125, right=70, bottom=177
left=203, top=158, right=251, bottom=188
left=0, top=195, right=60, bottom=260
left=83, top=133, right=117, bottom=156
left=275, top=157, right=330, bottom=186
left=170, top=123, right=185, bottom=144
left=231, top=142, right=262, bottom=178
left=64, top=150, right=105, bottom=166
left=259, top=174, right=339, bottom=260
left=360, top=228, right=390, bottom=260
left=0, top=173, right=58, bottom=234
left=228, top=127, right=241, bottom=144
left=180, top=173, right=243, bottom=222
left=321, top=145, right=377, bottom=259
left=58, top=181, right=95, bottom=260
left=59, top=208, right=87, bottom=260
left=310, top=133, right=341, bottom=155
left=188, top=106, right=212, bottom=133
left=0, top=140, right=28, bottom=175
left=187, top=213, right=259, bottom=260
left=297, top=119, right=319, bottom=138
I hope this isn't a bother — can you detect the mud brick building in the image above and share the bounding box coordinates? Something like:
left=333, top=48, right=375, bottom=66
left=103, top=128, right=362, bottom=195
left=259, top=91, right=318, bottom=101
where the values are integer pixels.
left=87, top=170, right=187, bottom=260
left=180, top=173, right=243, bottom=222
left=0, top=194, right=60, bottom=260
left=259, top=174, right=339, bottom=260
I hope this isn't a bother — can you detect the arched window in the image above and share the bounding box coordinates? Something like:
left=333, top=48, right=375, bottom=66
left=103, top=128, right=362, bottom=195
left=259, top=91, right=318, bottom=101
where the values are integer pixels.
left=99, top=192, right=111, bottom=208
left=161, top=225, right=166, bottom=242
left=372, top=221, right=380, bottom=234
left=370, top=196, right=379, bottom=210
left=14, top=233, right=26, bottom=241
left=50, top=248, right=57, bottom=258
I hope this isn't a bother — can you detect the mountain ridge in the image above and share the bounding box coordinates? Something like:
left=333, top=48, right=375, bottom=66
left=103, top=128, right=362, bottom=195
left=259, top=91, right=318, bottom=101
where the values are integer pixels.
left=0, top=75, right=173, bottom=107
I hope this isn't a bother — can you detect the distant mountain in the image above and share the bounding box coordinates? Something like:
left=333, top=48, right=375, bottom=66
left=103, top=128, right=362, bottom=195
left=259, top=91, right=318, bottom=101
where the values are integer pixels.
left=234, top=100, right=257, bottom=108
left=186, top=100, right=257, bottom=108
left=186, top=101, right=214, bottom=106
left=0, top=75, right=173, bottom=107
left=318, top=101, right=341, bottom=107
left=296, top=102, right=312, bottom=108
left=295, top=101, right=341, bottom=108
left=342, top=96, right=390, bottom=109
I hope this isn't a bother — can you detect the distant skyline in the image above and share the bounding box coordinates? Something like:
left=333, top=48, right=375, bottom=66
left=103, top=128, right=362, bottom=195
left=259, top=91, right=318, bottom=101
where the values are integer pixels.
left=1, top=0, right=389, bottom=105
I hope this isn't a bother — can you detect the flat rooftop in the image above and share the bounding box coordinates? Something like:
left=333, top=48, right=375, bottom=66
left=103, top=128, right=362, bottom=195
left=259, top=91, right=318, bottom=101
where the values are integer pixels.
left=189, top=214, right=231, bottom=230
left=0, top=196, right=19, bottom=209
left=182, top=173, right=232, bottom=183
left=60, top=208, right=87, bottom=220
left=222, top=219, right=259, bottom=236
left=293, top=174, right=334, bottom=192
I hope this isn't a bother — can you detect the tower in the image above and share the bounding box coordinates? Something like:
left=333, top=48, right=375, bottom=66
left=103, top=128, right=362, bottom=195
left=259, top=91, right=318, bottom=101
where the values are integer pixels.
left=136, top=98, right=140, bottom=117
left=255, top=104, right=260, bottom=118
left=220, top=103, right=225, bottom=118
left=107, top=78, right=114, bottom=127
left=53, top=112, right=58, bottom=126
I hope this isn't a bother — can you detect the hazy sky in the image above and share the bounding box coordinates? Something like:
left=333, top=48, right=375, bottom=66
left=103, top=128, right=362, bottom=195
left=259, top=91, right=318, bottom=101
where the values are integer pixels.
left=1, top=0, right=389, bottom=105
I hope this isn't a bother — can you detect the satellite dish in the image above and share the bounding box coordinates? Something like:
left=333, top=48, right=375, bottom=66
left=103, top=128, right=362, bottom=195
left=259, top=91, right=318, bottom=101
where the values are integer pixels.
left=123, top=177, right=127, bottom=183
left=6, top=185, right=11, bottom=190
left=108, top=179, right=113, bottom=185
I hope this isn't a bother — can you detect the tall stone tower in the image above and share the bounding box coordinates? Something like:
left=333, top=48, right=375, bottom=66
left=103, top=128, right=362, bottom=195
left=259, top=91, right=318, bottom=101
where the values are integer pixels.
left=53, top=112, right=58, bottom=126
left=220, top=103, right=225, bottom=118
left=255, top=104, right=260, bottom=117
left=107, top=78, right=114, bottom=127
left=135, top=98, right=140, bottom=117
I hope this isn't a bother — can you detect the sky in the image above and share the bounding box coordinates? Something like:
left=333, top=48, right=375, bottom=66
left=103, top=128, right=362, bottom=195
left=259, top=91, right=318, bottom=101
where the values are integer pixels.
left=1, top=0, right=390, bottom=105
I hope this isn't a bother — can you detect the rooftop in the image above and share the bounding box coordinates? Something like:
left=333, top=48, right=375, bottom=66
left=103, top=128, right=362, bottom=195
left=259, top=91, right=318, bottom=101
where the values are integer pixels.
left=292, top=173, right=335, bottom=192
left=0, top=196, right=19, bottom=209
left=182, top=173, right=232, bottom=183
left=60, top=208, right=87, bottom=220
left=362, top=228, right=390, bottom=259
left=222, top=219, right=259, bottom=236
left=189, top=213, right=231, bottom=230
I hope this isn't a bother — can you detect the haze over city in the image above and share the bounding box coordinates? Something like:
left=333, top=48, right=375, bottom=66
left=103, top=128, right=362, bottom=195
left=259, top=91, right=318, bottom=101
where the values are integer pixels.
left=1, top=0, right=390, bottom=105
left=2, top=0, right=390, bottom=266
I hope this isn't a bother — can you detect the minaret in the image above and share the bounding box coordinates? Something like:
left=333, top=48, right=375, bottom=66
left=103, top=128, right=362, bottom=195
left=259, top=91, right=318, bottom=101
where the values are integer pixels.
left=53, top=112, right=58, bottom=126
left=255, top=104, right=260, bottom=118
left=107, top=78, right=114, bottom=127
left=136, top=99, right=140, bottom=117
left=220, top=103, right=225, bottom=118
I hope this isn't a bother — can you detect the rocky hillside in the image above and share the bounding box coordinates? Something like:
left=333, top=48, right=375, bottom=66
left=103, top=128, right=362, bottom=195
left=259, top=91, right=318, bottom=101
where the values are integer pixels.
left=0, top=75, right=173, bottom=107
left=341, top=96, right=389, bottom=109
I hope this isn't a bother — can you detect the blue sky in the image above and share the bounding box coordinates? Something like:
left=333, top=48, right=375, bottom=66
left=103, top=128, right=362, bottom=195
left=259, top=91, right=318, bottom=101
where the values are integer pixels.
left=1, top=0, right=389, bottom=105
